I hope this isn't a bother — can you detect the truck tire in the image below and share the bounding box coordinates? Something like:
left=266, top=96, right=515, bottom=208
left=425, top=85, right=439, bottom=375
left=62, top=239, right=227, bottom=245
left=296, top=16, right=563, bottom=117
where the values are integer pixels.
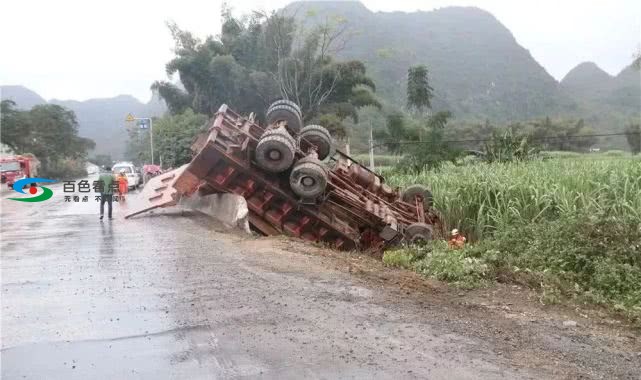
left=405, top=222, right=433, bottom=243
left=289, top=156, right=328, bottom=199
left=255, top=130, right=296, bottom=173
left=298, top=125, right=333, bottom=160
left=266, top=104, right=302, bottom=135
left=267, top=100, right=302, bottom=120
left=402, top=184, right=434, bottom=210
left=261, top=126, right=296, bottom=147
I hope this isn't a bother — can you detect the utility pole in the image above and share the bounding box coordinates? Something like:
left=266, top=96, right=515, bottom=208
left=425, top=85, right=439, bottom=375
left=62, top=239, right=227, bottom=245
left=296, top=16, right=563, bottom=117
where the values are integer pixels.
left=148, top=117, right=154, bottom=165
left=369, top=123, right=375, bottom=171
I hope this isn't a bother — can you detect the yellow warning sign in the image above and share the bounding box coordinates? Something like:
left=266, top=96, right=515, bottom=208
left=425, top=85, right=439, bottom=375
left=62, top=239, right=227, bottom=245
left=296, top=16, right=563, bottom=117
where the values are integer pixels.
left=125, top=113, right=135, bottom=122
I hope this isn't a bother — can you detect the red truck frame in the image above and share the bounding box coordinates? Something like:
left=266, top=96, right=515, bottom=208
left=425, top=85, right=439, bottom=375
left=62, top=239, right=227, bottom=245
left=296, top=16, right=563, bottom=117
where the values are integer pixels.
left=126, top=102, right=440, bottom=251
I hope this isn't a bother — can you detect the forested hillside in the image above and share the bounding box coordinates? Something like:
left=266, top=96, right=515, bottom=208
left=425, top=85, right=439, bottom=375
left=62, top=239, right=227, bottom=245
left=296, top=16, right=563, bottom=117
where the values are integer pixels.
left=1, top=85, right=165, bottom=158
left=559, top=62, right=640, bottom=148
left=285, top=1, right=639, bottom=129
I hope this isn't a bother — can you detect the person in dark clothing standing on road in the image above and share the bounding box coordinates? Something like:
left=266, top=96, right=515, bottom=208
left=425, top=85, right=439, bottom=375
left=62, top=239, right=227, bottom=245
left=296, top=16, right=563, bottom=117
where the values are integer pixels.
left=98, top=166, right=115, bottom=220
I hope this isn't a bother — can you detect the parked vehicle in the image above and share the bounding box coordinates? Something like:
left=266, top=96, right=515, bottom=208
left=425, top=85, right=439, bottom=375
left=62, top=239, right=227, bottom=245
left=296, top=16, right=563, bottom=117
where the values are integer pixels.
left=142, top=164, right=162, bottom=184
left=0, top=154, right=40, bottom=189
left=135, top=167, right=144, bottom=186
left=86, top=163, right=99, bottom=175
left=112, top=162, right=141, bottom=190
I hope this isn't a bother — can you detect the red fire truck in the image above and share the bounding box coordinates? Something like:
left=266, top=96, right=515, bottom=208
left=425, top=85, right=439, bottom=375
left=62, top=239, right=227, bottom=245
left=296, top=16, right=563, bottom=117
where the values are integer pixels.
left=0, top=154, right=40, bottom=189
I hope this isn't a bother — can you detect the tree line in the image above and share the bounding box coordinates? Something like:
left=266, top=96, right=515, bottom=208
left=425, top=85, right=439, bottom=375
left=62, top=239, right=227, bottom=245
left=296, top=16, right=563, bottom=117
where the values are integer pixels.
left=370, top=63, right=641, bottom=171
left=1, top=100, right=94, bottom=178
left=127, top=6, right=381, bottom=165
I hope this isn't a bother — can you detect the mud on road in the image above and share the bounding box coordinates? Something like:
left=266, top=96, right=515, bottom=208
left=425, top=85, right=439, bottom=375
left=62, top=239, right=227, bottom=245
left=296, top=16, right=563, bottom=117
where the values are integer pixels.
left=1, top=182, right=639, bottom=379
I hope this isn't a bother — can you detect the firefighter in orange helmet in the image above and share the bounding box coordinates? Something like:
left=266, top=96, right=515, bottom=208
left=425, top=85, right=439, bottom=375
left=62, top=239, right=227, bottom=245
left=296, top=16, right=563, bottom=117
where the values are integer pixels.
left=448, top=229, right=466, bottom=249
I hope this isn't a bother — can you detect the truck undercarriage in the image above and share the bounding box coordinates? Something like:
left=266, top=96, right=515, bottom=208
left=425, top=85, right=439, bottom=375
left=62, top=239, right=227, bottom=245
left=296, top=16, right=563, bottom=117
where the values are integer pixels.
left=126, top=102, right=440, bottom=251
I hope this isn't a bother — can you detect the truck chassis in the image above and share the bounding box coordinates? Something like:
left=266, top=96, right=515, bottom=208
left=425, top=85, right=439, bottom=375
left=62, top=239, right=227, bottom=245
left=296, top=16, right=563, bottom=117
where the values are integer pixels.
left=126, top=103, right=440, bottom=251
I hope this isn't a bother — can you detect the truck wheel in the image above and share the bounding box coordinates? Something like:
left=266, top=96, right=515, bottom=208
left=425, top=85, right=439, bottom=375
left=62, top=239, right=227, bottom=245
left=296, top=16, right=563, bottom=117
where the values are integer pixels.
left=261, top=126, right=296, bottom=147
left=266, top=104, right=302, bottom=136
left=405, top=223, right=433, bottom=244
left=298, top=125, right=333, bottom=160
left=402, top=184, right=434, bottom=210
left=289, top=157, right=328, bottom=199
left=267, top=100, right=302, bottom=120
left=255, top=129, right=296, bottom=173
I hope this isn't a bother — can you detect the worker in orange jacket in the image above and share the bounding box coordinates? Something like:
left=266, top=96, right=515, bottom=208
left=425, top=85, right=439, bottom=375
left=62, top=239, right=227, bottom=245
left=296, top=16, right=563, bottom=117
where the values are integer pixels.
left=448, top=229, right=466, bottom=249
left=117, top=169, right=128, bottom=202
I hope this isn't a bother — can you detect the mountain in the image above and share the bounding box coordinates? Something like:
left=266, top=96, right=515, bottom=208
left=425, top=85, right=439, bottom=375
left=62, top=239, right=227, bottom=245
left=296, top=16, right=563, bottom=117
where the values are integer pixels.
left=560, top=62, right=641, bottom=107
left=610, top=65, right=641, bottom=109
left=1, top=85, right=166, bottom=158
left=560, top=62, right=615, bottom=100
left=285, top=1, right=566, bottom=121
left=285, top=1, right=639, bottom=130
left=560, top=62, right=640, bottom=134
left=50, top=94, right=165, bottom=158
left=0, top=85, right=47, bottom=109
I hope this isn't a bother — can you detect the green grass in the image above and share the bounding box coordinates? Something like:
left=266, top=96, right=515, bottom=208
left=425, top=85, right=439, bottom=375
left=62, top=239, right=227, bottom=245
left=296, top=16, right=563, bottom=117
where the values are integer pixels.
left=382, top=249, right=416, bottom=269
left=352, top=154, right=402, bottom=167
left=384, top=243, right=491, bottom=289
left=383, top=155, right=641, bottom=322
left=386, top=157, right=641, bottom=240
left=541, top=150, right=633, bottom=160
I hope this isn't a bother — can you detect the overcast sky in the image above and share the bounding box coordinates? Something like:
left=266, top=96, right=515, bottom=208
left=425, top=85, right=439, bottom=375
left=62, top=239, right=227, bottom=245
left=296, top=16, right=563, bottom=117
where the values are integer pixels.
left=1, top=0, right=639, bottom=102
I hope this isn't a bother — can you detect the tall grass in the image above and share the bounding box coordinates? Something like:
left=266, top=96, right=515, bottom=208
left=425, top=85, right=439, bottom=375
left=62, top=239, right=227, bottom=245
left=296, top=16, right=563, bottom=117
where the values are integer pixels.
left=386, top=157, right=641, bottom=240
left=384, top=156, right=641, bottom=320
left=352, top=154, right=403, bottom=167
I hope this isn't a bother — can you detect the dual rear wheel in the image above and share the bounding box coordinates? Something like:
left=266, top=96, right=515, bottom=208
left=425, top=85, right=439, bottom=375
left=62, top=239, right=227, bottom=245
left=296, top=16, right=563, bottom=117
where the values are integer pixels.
left=289, top=156, right=328, bottom=200
left=255, top=127, right=296, bottom=173
left=298, top=124, right=332, bottom=160
left=401, top=184, right=434, bottom=210
left=405, top=222, right=433, bottom=243
left=266, top=100, right=303, bottom=136
left=264, top=100, right=333, bottom=160
left=258, top=104, right=435, bottom=243
left=256, top=100, right=332, bottom=180
left=402, top=184, right=435, bottom=243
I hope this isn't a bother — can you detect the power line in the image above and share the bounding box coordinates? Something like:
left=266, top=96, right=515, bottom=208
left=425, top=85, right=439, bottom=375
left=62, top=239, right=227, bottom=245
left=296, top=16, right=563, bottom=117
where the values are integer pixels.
left=372, top=131, right=641, bottom=149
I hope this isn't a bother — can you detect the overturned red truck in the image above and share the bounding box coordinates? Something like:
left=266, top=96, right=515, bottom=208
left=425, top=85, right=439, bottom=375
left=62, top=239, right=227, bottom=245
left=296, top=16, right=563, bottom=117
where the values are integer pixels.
left=126, top=101, right=440, bottom=251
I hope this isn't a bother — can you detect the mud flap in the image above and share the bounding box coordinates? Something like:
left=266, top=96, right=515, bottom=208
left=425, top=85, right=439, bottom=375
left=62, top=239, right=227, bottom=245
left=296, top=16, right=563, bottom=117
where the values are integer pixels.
left=178, top=193, right=250, bottom=233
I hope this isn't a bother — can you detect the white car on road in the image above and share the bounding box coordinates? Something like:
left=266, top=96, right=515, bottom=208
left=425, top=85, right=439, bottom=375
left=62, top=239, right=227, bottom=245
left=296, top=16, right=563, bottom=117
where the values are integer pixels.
left=112, top=162, right=142, bottom=190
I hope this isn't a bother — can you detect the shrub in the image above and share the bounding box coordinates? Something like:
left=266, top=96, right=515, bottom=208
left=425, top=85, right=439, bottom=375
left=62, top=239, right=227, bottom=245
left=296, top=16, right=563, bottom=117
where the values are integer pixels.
left=405, top=212, right=641, bottom=321
left=42, top=158, right=88, bottom=180
left=414, top=241, right=490, bottom=288
left=382, top=250, right=415, bottom=269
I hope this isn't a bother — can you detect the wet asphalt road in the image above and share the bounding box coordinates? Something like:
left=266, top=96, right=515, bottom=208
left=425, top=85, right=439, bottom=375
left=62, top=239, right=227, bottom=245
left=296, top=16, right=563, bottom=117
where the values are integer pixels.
left=1, top=179, right=532, bottom=379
